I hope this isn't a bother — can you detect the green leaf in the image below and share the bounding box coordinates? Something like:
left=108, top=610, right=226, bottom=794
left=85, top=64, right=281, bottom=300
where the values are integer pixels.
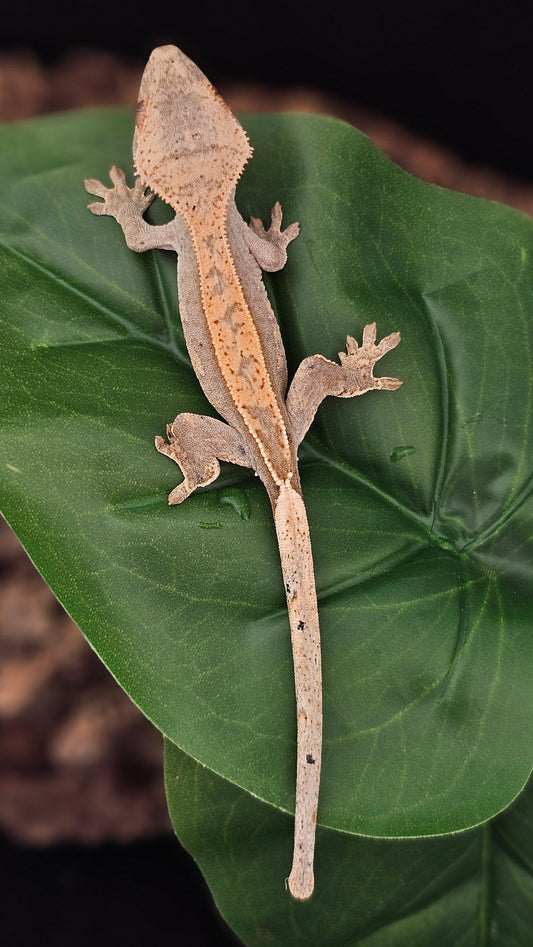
left=1, top=108, right=532, bottom=839
left=165, top=738, right=533, bottom=947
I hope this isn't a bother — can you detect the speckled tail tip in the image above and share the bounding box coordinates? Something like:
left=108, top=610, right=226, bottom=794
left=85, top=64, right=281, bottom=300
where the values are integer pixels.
left=288, top=864, right=315, bottom=901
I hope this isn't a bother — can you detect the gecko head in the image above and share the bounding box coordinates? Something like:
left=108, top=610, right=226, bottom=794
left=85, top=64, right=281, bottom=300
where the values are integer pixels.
left=133, top=45, right=253, bottom=214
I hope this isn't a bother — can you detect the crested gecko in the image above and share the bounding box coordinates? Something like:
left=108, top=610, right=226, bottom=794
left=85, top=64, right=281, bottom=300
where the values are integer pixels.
left=85, top=45, right=401, bottom=900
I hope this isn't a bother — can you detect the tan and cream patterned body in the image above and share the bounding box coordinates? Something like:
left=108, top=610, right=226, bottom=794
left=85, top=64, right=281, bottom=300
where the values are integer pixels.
left=183, top=211, right=294, bottom=485
left=85, top=45, right=401, bottom=899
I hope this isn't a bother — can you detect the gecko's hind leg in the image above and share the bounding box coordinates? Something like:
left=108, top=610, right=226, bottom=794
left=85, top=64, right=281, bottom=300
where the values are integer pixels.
left=286, top=323, right=401, bottom=446
left=155, top=413, right=254, bottom=504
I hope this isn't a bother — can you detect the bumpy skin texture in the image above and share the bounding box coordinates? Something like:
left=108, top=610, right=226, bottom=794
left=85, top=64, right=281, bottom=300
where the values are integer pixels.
left=85, top=45, right=402, bottom=900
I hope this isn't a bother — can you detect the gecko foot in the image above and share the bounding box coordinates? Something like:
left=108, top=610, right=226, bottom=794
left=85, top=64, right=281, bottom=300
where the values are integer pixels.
left=338, top=323, right=402, bottom=395
left=249, top=201, right=300, bottom=246
left=247, top=202, right=300, bottom=271
left=155, top=413, right=254, bottom=505
left=85, top=166, right=155, bottom=219
left=155, top=427, right=221, bottom=505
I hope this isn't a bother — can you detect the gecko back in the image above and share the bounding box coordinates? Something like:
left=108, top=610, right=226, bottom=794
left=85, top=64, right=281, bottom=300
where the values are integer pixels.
left=133, top=45, right=253, bottom=218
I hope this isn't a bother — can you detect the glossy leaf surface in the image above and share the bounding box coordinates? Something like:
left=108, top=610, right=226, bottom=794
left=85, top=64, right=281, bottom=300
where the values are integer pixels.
left=165, top=739, right=533, bottom=947
left=0, top=108, right=532, bottom=837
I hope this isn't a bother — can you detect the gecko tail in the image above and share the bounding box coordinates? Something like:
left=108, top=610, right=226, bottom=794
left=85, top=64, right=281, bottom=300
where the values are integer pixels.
left=273, top=479, right=322, bottom=900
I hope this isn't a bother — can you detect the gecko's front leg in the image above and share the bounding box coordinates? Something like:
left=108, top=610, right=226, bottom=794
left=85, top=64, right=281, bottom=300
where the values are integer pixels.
left=286, top=323, right=402, bottom=445
left=227, top=200, right=299, bottom=274
left=246, top=202, right=300, bottom=271
left=85, top=167, right=180, bottom=252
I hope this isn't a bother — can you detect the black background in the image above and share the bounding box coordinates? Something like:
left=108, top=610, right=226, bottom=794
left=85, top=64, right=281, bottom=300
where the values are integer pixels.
left=3, top=1, right=533, bottom=180
left=0, top=834, right=241, bottom=945
left=2, top=3, right=533, bottom=944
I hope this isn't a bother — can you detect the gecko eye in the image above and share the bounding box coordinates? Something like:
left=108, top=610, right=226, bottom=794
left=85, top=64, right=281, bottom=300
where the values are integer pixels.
left=135, top=100, right=146, bottom=129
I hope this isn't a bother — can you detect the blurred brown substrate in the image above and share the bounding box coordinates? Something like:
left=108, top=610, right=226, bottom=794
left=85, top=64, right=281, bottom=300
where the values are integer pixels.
left=0, top=520, right=170, bottom=843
